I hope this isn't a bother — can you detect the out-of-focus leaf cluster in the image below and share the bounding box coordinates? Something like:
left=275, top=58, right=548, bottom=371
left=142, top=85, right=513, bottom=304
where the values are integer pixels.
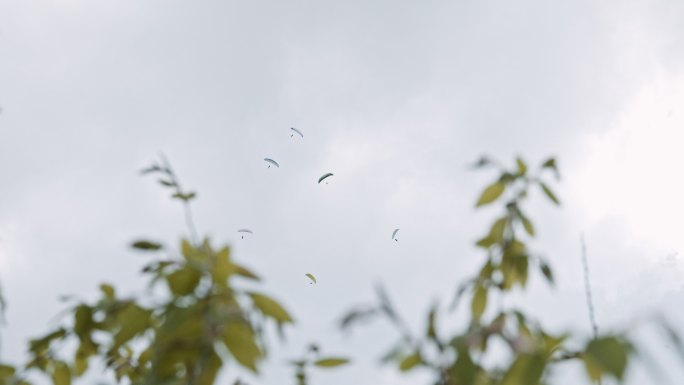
left=2, top=238, right=294, bottom=385
left=339, top=156, right=639, bottom=384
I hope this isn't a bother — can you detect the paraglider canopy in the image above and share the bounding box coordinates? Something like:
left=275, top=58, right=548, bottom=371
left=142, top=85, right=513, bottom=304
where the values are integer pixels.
left=290, top=127, right=304, bottom=138
left=305, top=273, right=317, bottom=284
left=264, top=158, right=279, bottom=168
left=318, top=173, right=333, bottom=184
left=392, top=228, right=400, bottom=241
left=238, top=229, right=253, bottom=239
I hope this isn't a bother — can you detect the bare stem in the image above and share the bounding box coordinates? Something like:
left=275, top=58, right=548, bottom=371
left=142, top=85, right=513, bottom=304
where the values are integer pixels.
left=580, top=234, right=599, bottom=339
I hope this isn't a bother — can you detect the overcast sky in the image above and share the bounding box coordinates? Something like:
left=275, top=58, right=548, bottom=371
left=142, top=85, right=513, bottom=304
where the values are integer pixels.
left=1, top=0, right=684, bottom=384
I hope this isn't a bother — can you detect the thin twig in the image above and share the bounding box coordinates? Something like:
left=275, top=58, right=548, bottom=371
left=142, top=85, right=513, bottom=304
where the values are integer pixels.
left=159, top=153, right=199, bottom=245
left=580, top=234, right=598, bottom=339
left=581, top=234, right=601, bottom=385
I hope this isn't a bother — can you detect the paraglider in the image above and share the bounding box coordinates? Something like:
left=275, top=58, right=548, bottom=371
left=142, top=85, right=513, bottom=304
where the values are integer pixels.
left=392, top=229, right=400, bottom=241
left=290, top=127, right=304, bottom=138
left=264, top=158, right=279, bottom=168
left=305, top=273, right=317, bottom=284
left=318, top=173, right=333, bottom=184
left=237, top=229, right=253, bottom=239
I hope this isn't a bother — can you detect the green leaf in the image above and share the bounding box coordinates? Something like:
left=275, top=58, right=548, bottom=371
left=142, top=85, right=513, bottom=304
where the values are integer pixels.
left=521, top=216, right=535, bottom=237
left=51, top=361, right=71, bottom=385
left=399, top=352, right=422, bottom=371
left=233, top=264, right=260, bottom=280
left=74, top=351, right=88, bottom=376
left=516, top=157, right=527, bottom=175
left=172, top=192, right=197, bottom=201
left=181, top=238, right=194, bottom=259
left=248, top=292, right=294, bottom=324
left=212, top=246, right=232, bottom=285
left=426, top=303, right=438, bottom=340
left=541, top=157, right=559, bottom=179
left=584, top=337, right=631, bottom=381
left=540, top=261, right=554, bottom=285
left=542, top=158, right=556, bottom=169
left=475, top=236, right=496, bottom=249
left=487, top=218, right=507, bottom=243
left=222, top=321, right=263, bottom=372
left=140, top=165, right=161, bottom=174
left=196, top=350, right=222, bottom=385
left=0, top=365, right=16, bottom=379
left=339, top=307, right=378, bottom=330
left=471, top=285, right=488, bottom=320
left=99, top=283, right=115, bottom=300
left=158, top=179, right=175, bottom=187
left=476, top=181, right=506, bottom=207
left=131, top=240, right=162, bottom=251
left=29, top=329, right=67, bottom=353
left=539, top=182, right=560, bottom=205
left=450, top=346, right=477, bottom=385
left=500, top=353, right=545, bottom=385
left=313, top=358, right=350, bottom=368
left=73, top=305, right=93, bottom=340
left=542, top=332, right=566, bottom=356
left=113, top=303, right=151, bottom=348
left=166, top=266, right=201, bottom=296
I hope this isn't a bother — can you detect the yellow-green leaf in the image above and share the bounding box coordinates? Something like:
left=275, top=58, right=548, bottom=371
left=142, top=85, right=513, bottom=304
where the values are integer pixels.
left=488, top=218, right=507, bottom=242
left=233, top=264, right=260, bottom=280
left=539, top=182, right=560, bottom=205
left=196, top=349, right=222, bottom=385
left=166, top=266, right=201, bottom=296
left=0, top=365, right=16, bottom=379
left=540, top=261, right=554, bottom=286
left=399, top=352, right=422, bottom=371
left=131, top=240, right=162, bottom=251
left=313, top=358, right=350, bottom=368
left=476, top=181, right=506, bottom=207
left=471, top=285, right=488, bottom=320
left=222, top=321, right=263, bottom=372
left=99, top=284, right=115, bottom=300
left=500, top=353, right=545, bottom=385
left=113, top=303, right=151, bottom=348
left=584, top=337, right=630, bottom=381
left=212, top=246, right=232, bottom=285
left=516, top=157, right=527, bottom=175
left=248, top=292, right=294, bottom=324
left=475, top=236, right=496, bottom=249
left=52, top=361, right=71, bottom=385
left=521, top=216, right=535, bottom=237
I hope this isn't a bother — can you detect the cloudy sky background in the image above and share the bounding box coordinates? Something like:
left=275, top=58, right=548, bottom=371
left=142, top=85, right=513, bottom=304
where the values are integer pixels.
left=1, top=0, right=684, bottom=383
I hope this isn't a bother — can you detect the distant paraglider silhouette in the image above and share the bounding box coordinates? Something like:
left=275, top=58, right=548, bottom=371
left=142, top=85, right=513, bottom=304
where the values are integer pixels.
left=237, top=229, right=253, bottom=239
left=264, top=158, right=279, bottom=168
left=318, top=173, right=333, bottom=184
left=392, top=228, right=400, bottom=242
left=290, top=127, right=304, bottom=138
left=305, top=273, right=317, bottom=284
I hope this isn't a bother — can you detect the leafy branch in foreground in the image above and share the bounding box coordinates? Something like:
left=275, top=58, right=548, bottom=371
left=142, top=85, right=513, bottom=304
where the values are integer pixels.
left=339, top=156, right=652, bottom=384
left=0, top=155, right=349, bottom=385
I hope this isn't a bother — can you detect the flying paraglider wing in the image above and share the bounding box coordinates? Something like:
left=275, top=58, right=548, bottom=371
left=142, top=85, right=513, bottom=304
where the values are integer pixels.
left=318, top=173, right=333, bottom=184
left=237, top=229, right=253, bottom=234
left=305, top=273, right=317, bottom=284
left=264, top=158, right=280, bottom=168
left=392, top=229, right=400, bottom=240
left=290, top=127, right=304, bottom=138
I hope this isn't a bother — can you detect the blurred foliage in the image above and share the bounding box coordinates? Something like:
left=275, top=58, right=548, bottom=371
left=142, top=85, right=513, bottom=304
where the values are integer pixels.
left=288, top=343, right=350, bottom=385
left=339, top=156, right=682, bottom=384
left=0, top=155, right=681, bottom=385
